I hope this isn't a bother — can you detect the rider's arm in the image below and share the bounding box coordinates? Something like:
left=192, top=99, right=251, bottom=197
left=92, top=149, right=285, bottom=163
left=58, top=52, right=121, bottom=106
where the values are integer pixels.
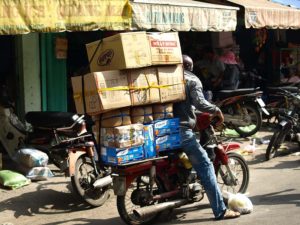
left=189, top=77, right=220, bottom=114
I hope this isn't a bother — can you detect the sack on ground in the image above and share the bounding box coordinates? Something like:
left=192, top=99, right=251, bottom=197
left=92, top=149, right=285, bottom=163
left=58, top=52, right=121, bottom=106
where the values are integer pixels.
left=0, top=170, right=31, bottom=189
left=26, top=167, right=54, bottom=181
left=14, top=148, right=49, bottom=168
left=225, top=191, right=253, bottom=214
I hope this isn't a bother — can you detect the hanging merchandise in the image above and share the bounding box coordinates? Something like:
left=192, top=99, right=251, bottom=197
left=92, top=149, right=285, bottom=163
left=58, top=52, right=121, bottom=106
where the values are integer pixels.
left=253, top=28, right=268, bottom=52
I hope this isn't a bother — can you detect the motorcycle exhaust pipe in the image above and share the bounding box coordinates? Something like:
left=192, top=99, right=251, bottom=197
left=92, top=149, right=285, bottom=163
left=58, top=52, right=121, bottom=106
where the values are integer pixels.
left=93, top=175, right=112, bottom=188
left=133, top=199, right=189, bottom=218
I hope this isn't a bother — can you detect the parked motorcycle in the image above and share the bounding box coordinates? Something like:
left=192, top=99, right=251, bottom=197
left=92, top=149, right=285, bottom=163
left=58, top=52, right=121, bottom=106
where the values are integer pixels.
left=237, top=68, right=300, bottom=125
left=265, top=89, right=300, bottom=160
left=213, top=88, right=269, bottom=138
left=263, top=86, right=300, bottom=124
left=0, top=87, right=111, bottom=207
left=111, top=113, right=249, bottom=225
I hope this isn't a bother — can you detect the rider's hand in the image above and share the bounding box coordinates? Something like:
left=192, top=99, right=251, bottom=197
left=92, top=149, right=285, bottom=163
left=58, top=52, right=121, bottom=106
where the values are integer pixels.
left=214, top=109, right=224, bottom=127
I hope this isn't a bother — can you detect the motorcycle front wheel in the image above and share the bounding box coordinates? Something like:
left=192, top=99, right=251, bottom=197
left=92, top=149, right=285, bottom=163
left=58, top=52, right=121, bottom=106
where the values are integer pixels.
left=117, top=174, right=165, bottom=225
left=265, top=128, right=287, bottom=160
left=233, top=103, right=262, bottom=138
left=216, top=152, right=249, bottom=195
left=71, top=155, right=110, bottom=207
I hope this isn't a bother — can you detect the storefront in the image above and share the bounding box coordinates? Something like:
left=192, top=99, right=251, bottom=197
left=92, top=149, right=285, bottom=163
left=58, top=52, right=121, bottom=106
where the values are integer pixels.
left=204, top=0, right=300, bottom=85
left=0, top=0, right=240, bottom=117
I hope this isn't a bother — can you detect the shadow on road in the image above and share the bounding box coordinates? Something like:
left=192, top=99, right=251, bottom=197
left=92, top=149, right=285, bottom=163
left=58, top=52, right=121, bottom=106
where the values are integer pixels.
left=0, top=182, right=92, bottom=218
left=250, top=189, right=300, bottom=207
left=41, top=217, right=123, bottom=225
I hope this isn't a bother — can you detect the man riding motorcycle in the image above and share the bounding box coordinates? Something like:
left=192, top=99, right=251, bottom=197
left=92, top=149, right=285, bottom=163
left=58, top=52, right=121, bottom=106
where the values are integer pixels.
left=173, top=54, right=241, bottom=219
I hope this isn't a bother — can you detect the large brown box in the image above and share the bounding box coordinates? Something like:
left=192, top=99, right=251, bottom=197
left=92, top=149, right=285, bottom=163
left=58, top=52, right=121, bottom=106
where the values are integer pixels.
left=127, top=67, right=160, bottom=106
left=147, top=32, right=183, bottom=65
left=71, top=71, right=131, bottom=115
left=86, top=32, right=152, bottom=72
left=157, top=64, right=186, bottom=103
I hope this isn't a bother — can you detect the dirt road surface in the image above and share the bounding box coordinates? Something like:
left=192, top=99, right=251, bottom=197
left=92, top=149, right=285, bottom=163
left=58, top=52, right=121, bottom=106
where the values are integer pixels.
left=1, top=129, right=300, bottom=225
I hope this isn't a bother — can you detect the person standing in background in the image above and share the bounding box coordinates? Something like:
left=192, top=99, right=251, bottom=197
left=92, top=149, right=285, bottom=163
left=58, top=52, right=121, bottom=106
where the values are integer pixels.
left=219, top=51, right=241, bottom=90
left=194, top=46, right=225, bottom=91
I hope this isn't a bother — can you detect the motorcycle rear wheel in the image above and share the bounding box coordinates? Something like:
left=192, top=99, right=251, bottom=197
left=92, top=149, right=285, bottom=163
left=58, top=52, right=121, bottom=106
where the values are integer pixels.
left=216, top=152, right=249, bottom=195
left=233, top=103, right=262, bottom=138
left=265, top=128, right=287, bottom=160
left=71, top=155, right=110, bottom=207
left=117, top=174, right=164, bottom=225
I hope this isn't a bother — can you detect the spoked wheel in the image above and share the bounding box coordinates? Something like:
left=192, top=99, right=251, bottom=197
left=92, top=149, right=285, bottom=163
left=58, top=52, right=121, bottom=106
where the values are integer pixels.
left=71, top=155, right=110, bottom=207
left=117, top=174, right=164, bottom=225
left=265, top=128, right=287, bottom=160
left=233, top=104, right=262, bottom=138
left=216, top=152, right=249, bottom=195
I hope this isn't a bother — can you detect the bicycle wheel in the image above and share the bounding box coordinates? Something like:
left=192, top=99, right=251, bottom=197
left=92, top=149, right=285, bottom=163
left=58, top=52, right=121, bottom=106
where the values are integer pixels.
left=265, top=128, right=287, bottom=160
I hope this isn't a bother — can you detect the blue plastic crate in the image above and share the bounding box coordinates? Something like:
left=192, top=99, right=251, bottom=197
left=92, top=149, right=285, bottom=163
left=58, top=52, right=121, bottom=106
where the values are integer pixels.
left=143, top=124, right=157, bottom=158
left=155, top=133, right=181, bottom=152
left=153, top=118, right=180, bottom=137
left=101, top=145, right=144, bottom=165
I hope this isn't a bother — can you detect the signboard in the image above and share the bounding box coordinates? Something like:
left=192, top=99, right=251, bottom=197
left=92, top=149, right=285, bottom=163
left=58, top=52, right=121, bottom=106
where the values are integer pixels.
left=131, top=1, right=237, bottom=32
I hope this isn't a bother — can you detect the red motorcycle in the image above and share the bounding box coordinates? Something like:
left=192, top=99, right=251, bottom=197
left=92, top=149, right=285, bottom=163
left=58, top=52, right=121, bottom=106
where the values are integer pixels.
left=111, top=113, right=249, bottom=225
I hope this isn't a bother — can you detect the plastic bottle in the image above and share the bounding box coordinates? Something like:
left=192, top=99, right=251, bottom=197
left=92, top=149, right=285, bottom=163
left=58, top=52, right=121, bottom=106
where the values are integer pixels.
left=178, top=152, right=193, bottom=169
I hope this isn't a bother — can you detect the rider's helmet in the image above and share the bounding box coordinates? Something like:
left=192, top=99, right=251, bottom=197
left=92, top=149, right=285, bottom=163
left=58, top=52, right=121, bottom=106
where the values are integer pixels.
left=182, top=54, right=193, bottom=72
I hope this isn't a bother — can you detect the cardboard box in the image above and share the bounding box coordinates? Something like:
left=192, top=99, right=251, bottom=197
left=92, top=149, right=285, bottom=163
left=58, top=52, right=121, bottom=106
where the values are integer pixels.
left=211, top=32, right=234, bottom=48
left=155, top=133, right=181, bottom=152
left=101, top=124, right=144, bottom=148
left=152, top=103, right=173, bottom=120
left=157, top=65, right=186, bottom=103
left=101, top=145, right=144, bottom=165
left=153, top=118, right=180, bottom=137
left=143, top=124, right=156, bottom=158
left=127, top=67, right=160, bottom=106
left=86, top=32, right=152, bottom=72
left=131, top=106, right=153, bottom=124
left=71, top=71, right=131, bottom=115
left=101, top=108, right=131, bottom=128
left=92, top=116, right=100, bottom=145
left=147, top=32, right=183, bottom=65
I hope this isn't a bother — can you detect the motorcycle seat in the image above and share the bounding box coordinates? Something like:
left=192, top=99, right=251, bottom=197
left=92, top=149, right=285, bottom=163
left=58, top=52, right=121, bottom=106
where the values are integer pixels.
left=25, top=111, right=80, bottom=129
left=214, top=88, right=261, bottom=99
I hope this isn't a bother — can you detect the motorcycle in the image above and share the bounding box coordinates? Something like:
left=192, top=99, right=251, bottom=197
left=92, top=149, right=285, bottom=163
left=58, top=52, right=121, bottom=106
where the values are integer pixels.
left=0, top=87, right=111, bottom=207
left=265, top=89, right=300, bottom=160
left=213, top=88, right=269, bottom=138
left=238, top=68, right=300, bottom=125
left=111, top=113, right=249, bottom=225
left=263, top=86, right=300, bottom=124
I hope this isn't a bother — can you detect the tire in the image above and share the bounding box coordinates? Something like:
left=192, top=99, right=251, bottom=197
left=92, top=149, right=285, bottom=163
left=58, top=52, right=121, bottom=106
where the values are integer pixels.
left=216, top=152, right=249, bottom=195
left=71, top=155, right=110, bottom=207
left=265, top=128, right=287, bottom=160
left=117, top=174, right=164, bottom=225
left=233, top=103, right=262, bottom=138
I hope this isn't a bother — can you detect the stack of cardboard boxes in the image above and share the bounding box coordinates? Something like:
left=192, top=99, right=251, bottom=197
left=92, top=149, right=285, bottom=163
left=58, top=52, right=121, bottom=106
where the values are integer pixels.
left=71, top=31, right=185, bottom=165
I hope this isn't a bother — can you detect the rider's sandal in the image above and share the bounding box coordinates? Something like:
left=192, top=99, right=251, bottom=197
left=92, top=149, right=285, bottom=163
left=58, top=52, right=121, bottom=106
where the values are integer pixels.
left=223, top=209, right=241, bottom=219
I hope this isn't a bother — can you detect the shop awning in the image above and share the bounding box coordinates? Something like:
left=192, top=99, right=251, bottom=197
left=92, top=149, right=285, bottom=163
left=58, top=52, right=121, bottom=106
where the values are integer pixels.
left=131, top=0, right=239, bottom=32
left=226, top=0, right=300, bottom=29
left=0, top=0, right=238, bottom=35
left=0, top=0, right=132, bottom=35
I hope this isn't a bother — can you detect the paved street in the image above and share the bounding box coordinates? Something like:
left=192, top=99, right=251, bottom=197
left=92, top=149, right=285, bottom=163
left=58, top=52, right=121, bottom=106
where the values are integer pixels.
left=1, top=127, right=300, bottom=225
